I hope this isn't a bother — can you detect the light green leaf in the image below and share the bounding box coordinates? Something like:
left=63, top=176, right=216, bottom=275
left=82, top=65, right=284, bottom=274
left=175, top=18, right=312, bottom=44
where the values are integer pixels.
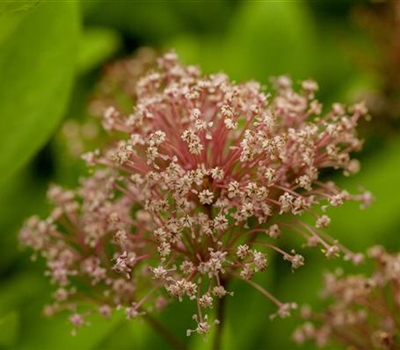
left=0, top=0, right=40, bottom=16
left=77, top=27, right=121, bottom=74
left=169, top=2, right=317, bottom=84
left=0, top=1, right=80, bottom=184
left=223, top=1, right=317, bottom=81
left=328, top=139, right=400, bottom=250
left=0, top=10, right=26, bottom=46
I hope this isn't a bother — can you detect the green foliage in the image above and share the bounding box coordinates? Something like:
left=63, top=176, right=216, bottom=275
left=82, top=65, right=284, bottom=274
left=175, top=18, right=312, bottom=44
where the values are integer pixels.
left=0, top=167, right=47, bottom=272
left=19, top=311, right=125, bottom=350
left=329, top=138, right=400, bottom=250
left=224, top=1, right=317, bottom=80
left=77, top=27, right=122, bottom=74
left=0, top=1, right=79, bottom=184
left=0, top=312, right=19, bottom=348
left=85, top=2, right=183, bottom=44
left=169, top=2, right=317, bottom=83
left=0, top=0, right=40, bottom=16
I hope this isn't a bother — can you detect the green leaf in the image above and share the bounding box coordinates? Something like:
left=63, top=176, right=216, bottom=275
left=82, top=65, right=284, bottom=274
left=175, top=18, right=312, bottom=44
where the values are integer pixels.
left=169, top=2, right=318, bottom=84
left=0, top=311, right=19, bottom=348
left=77, top=27, right=121, bottom=74
left=0, top=166, right=47, bottom=272
left=0, top=9, right=26, bottom=46
left=220, top=269, right=276, bottom=350
left=0, top=1, right=80, bottom=184
left=84, top=2, right=183, bottom=44
left=328, top=139, right=400, bottom=250
left=19, top=311, right=126, bottom=350
left=0, top=272, right=45, bottom=316
left=0, top=0, right=40, bottom=17
left=223, top=1, right=317, bottom=81
left=92, top=319, right=150, bottom=350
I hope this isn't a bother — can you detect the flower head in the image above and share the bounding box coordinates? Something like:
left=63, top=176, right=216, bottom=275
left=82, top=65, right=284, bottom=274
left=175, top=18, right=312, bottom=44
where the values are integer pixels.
left=293, top=246, right=400, bottom=349
left=20, top=51, right=369, bottom=336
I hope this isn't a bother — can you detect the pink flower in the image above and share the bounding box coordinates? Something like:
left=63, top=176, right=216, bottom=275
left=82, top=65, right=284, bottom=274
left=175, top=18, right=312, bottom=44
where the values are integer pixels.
left=294, top=246, right=400, bottom=349
left=20, top=51, right=370, bottom=336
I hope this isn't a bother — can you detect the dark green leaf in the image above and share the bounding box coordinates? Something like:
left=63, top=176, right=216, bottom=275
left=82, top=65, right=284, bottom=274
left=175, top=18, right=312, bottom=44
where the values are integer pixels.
left=0, top=311, right=19, bottom=348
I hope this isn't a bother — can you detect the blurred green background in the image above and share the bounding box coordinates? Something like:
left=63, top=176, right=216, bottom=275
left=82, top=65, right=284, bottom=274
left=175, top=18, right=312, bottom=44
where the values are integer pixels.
left=1, top=0, right=400, bottom=349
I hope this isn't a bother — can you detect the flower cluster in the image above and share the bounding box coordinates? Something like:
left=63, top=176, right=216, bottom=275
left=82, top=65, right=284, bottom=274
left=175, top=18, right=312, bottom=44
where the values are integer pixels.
left=20, top=51, right=370, bottom=336
left=293, top=246, right=400, bottom=349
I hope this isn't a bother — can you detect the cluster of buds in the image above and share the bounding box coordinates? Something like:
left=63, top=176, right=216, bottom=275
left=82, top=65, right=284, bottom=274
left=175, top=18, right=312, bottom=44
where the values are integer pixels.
left=294, top=246, right=400, bottom=349
left=20, top=51, right=371, bottom=336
